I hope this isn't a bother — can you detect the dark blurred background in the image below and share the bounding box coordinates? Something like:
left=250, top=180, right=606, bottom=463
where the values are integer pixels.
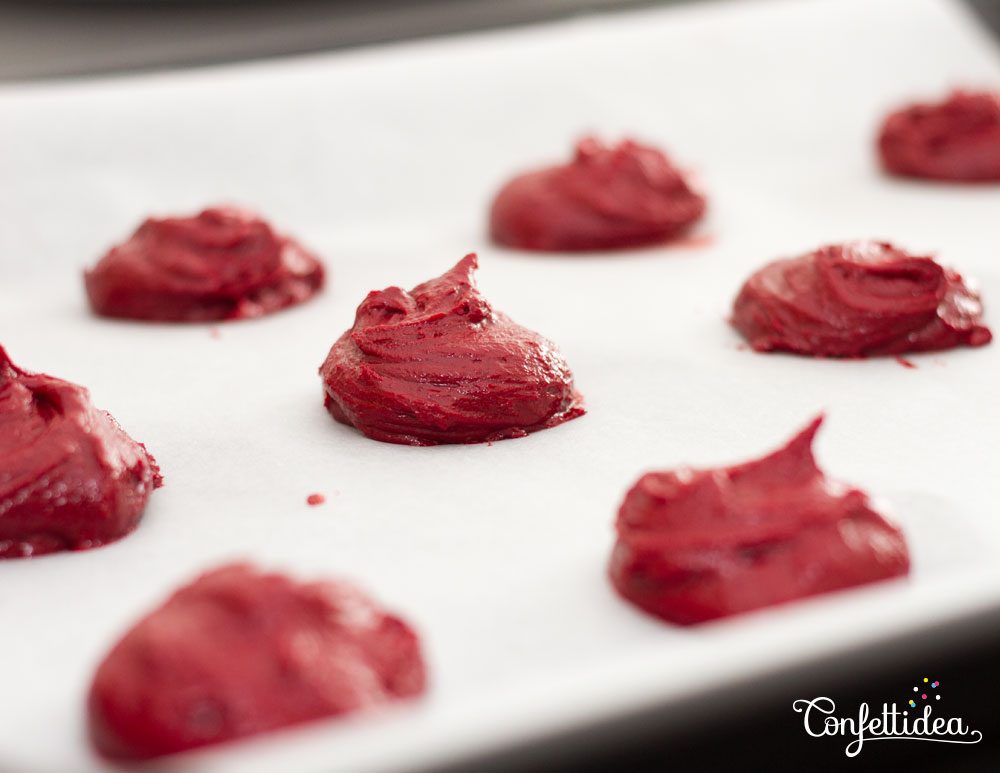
left=3, top=1, right=999, bottom=771
left=0, top=0, right=997, bottom=81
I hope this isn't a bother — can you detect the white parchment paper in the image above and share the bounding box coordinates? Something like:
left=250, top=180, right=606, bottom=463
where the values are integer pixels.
left=1, top=0, right=999, bottom=770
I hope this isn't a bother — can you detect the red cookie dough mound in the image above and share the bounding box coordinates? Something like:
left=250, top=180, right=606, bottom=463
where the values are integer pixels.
left=489, top=137, right=706, bottom=251
left=0, top=348, right=161, bottom=558
left=878, top=89, right=1000, bottom=181
left=320, top=254, right=585, bottom=445
left=88, top=563, right=426, bottom=760
left=732, top=241, right=992, bottom=357
left=610, top=417, right=909, bottom=625
left=85, top=206, right=325, bottom=322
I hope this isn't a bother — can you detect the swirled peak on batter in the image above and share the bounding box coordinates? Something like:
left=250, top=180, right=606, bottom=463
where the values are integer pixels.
left=732, top=241, right=991, bottom=357
left=85, top=206, right=324, bottom=322
left=490, top=137, right=706, bottom=251
left=610, top=416, right=910, bottom=625
left=320, top=254, right=584, bottom=445
left=0, top=347, right=161, bottom=558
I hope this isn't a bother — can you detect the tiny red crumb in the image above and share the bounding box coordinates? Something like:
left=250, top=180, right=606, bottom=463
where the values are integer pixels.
left=209, top=327, right=221, bottom=339
left=895, top=356, right=917, bottom=369
left=306, top=494, right=325, bottom=506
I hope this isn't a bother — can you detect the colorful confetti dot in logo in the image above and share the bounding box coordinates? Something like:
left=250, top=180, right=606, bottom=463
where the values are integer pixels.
left=907, top=677, right=941, bottom=705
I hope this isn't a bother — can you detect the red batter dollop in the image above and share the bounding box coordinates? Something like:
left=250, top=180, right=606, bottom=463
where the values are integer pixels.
left=85, top=207, right=324, bottom=322
left=320, top=254, right=584, bottom=445
left=732, top=241, right=992, bottom=357
left=610, top=417, right=909, bottom=625
left=88, top=563, right=426, bottom=760
left=878, top=89, right=1000, bottom=181
left=0, top=348, right=161, bottom=558
left=489, top=137, right=706, bottom=251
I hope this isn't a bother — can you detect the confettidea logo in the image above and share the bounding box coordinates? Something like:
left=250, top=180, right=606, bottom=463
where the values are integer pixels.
left=792, top=678, right=983, bottom=757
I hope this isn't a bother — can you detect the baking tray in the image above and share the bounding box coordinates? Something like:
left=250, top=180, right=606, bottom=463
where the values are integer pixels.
left=1, top=0, right=999, bottom=770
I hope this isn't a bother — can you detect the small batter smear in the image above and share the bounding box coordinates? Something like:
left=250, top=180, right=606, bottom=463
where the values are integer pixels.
left=669, top=233, right=715, bottom=250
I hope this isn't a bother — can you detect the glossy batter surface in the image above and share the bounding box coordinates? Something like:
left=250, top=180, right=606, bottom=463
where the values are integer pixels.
left=85, top=207, right=324, bottom=322
left=88, top=563, right=426, bottom=760
left=610, top=417, right=910, bottom=625
left=878, top=89, right=1000, bottom=181
left=490, top=137, right=706, bottom=251
left=0, top=348, right=161, bottom=558
left=732, top=241, right=992, bottom=357
left=320, top=254, right=584, bottom=445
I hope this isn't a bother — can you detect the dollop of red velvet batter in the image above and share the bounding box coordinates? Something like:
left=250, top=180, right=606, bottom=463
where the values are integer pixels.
left=88, top=563, right=426, bottom=760
left=85, top=207, right=324, bottom=322
left=0, top=348, right=161, bottom=558
left=610, top=417, right=909, bottom=625
left=732, top=241, right=992, bottom=357
left=878, top=89, right=1000, bottom=181
left=490, top=137, right=706, bottom=251
left=320, top=254, right=584, bottom=445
